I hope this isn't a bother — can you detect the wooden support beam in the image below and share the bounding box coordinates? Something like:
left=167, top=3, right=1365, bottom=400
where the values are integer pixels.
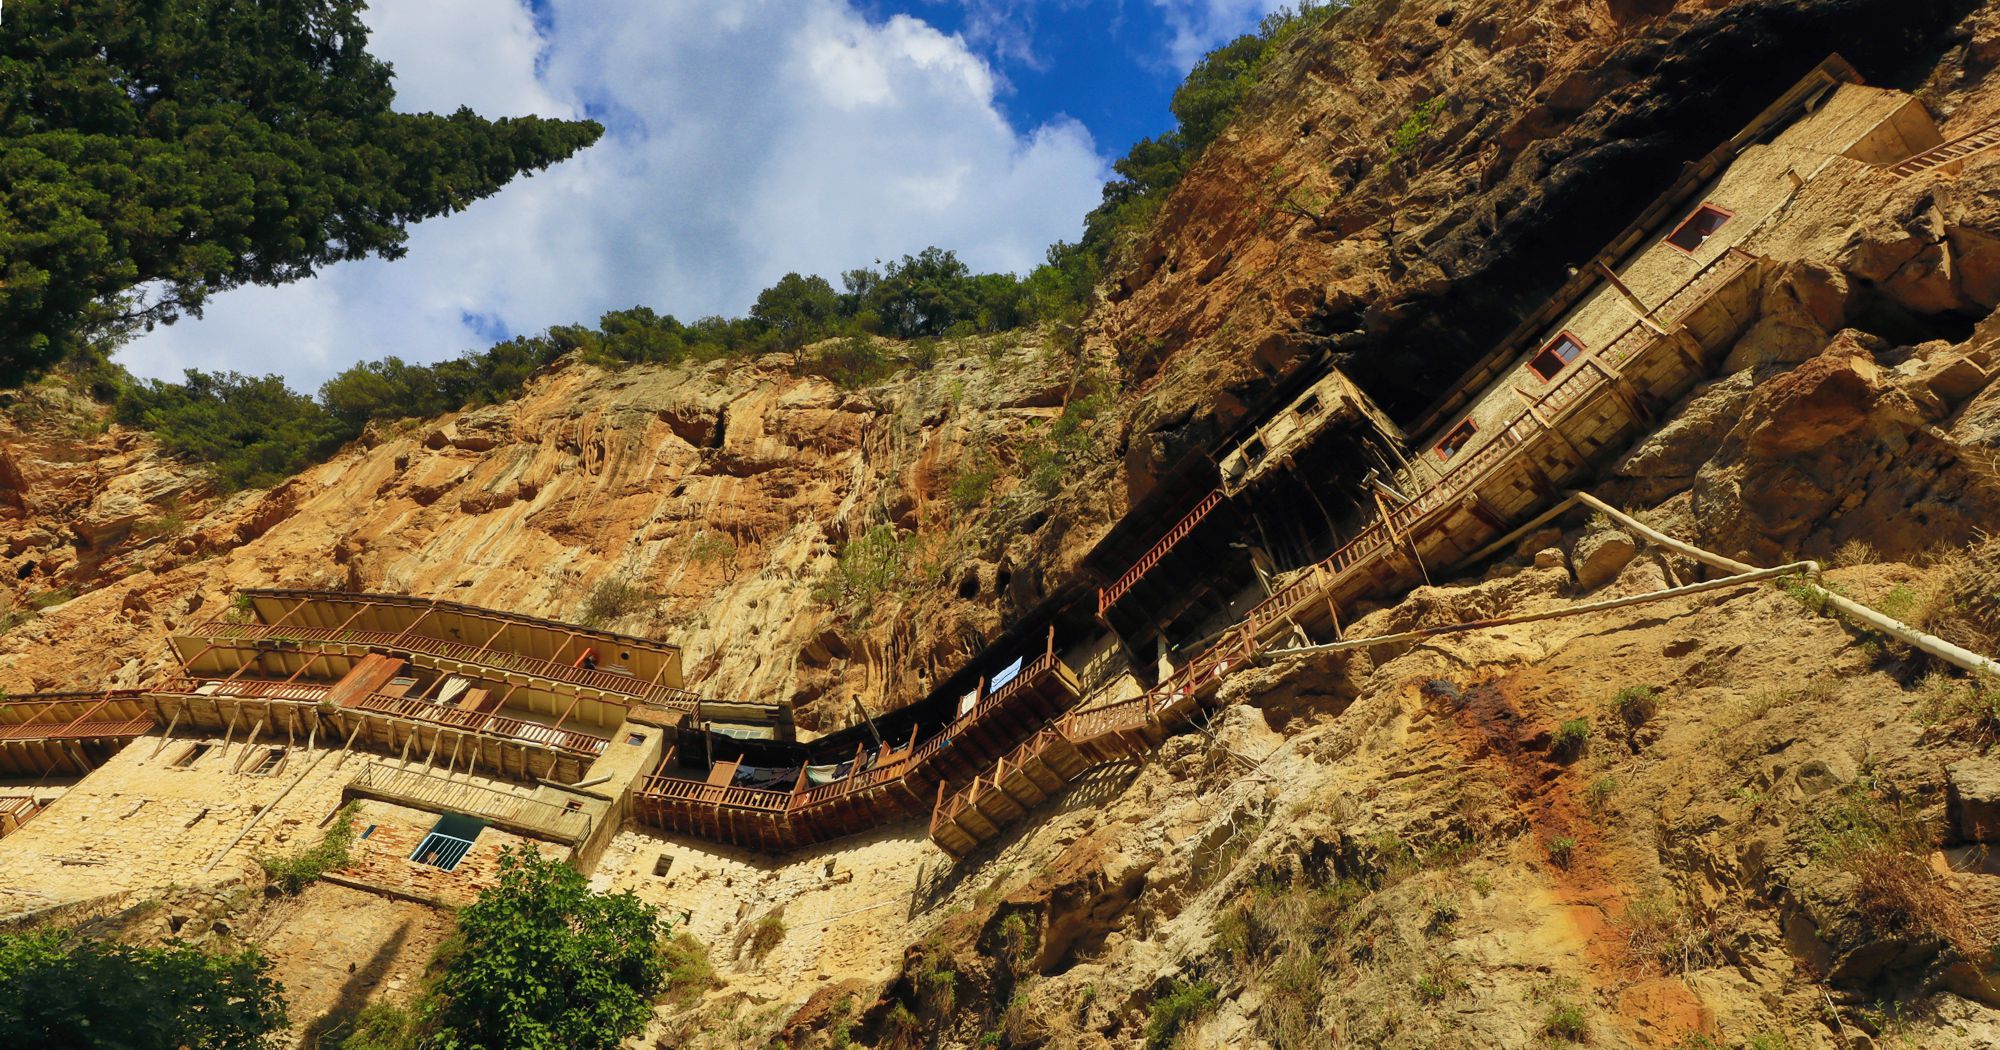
left=231, top=718, right=266, bottom=773
left=335, top=717, right=364, bottom=769
left=150, top=705, right=185, bottom=759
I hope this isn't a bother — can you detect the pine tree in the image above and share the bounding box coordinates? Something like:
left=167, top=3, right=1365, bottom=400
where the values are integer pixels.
left=0, top=0, right=604, bottom=385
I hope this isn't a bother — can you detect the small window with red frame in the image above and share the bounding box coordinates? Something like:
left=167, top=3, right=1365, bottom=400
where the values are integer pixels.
left=1527, top=332, right=1584, bottom=381
left=1435, top=419, right=1477, bottom=460
left=1666, top=204, right=1731, bottom=253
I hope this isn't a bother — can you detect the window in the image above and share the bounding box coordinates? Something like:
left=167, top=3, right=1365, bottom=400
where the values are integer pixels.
left=1243, top=438, right=1267, bottom=463
left=360, top=824, right=376, bottom=840
left=410, top=813, right=485, bottom=872
left=1295, top=394, right=1323, bottom=418
left=563, top=799, right=583, bottom=814
left=1434, top=420, right=1478, bottom=460
left=654, top=854, right=674, bottom=877
left=626, top=733, right=645, bottom=746
left=249, top=748, right=284, bottom=775
left=1665, top=204, right=1731, bottom=253
left=171, top=742, right=211, bottom=768
left=1527, top=333, right=1584, bottom=382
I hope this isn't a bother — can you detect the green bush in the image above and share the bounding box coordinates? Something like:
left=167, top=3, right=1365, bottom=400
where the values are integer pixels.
left=1542, top=1000, right=1589, bottom=1042
left=1145, top=978, right=1218, bottom=1049
left=1391, top=97, right=1449, bottom=156
left=259, top=802, right=359, bottom=895
left=338, top=1001, right=419, bottom=1050
left=818, top=524, right=910, bottom=608
left=747, top=914, right=785, bottom=963
left=660, top=932, right=719, bottom=1007
left=1546, top=837, right=1577, bottom=870
left=577, top=577, right=651, bottom=629
left=0, top=929, right=288, bottom=1048
left=1613, top=685, right=1659, bottom=730
left=1551, top=718, right=1591, bottom=762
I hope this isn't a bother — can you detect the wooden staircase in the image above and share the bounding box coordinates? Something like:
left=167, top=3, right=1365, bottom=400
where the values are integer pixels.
left=1890, top=118, right=2000, bottom=178
left=1097, top=487, right=1227, bottom=615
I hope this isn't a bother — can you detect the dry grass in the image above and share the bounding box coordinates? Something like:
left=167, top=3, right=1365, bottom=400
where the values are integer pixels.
left=1619, top=893, right=1719, bottom=975
left=1909, top=536, right=2000, bottom=652
left=1832, top=539, right=1880, bottom=568
left=1813, top=791, right=1985, bottom=962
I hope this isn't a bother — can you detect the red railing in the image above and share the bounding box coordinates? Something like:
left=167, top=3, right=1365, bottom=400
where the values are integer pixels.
left=348, top=693, right=609, bottom=757
left=1098, top=487, right=1227, bottom=614
left=187, top=620, right=704, bottom=711
left=639, top=774, right=792, bottom=813
left=0, top=717, right=155, bottom=741
left=154, top=678, right=334, bottom=703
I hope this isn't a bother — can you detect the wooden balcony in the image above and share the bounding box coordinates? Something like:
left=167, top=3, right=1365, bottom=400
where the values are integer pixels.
left=176, top=620, right=709, bottom=713
left=0, top=693, right=157, bottom=777
left=345, top=764, right=592, bottom=845
left=632, top=652, right=1082, bottom=852
left=146, top=681, right=606, bottom=784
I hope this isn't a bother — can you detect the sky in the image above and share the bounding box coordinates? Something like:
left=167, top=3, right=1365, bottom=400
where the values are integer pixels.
left=115, top=0, right=1291, bottom=392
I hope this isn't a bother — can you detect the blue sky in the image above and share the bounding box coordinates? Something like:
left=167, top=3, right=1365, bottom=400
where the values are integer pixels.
left=117, top=0, right=1287, bottom=390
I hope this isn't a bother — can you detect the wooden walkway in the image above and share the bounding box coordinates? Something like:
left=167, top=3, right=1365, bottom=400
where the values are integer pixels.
left=1889, top=117, right=2000, bottom=178
left=632, top=653, right=1082, bottom=852
left=929, top=249, right=1764, bottom=859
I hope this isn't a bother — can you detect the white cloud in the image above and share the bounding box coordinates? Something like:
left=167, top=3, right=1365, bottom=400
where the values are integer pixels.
left=1147, top=0, right=1293, bottom=70
left=115, top=0, right=1106, bottom=391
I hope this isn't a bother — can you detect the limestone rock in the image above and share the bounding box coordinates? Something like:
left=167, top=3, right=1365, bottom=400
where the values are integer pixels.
left=1948, top=757, right=2000, bottom=844
left=1572, top=529, right=1637, bottom=590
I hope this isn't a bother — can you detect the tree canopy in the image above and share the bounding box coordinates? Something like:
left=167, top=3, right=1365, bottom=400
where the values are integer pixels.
left=426, top=847, right=666, bottom=1050
left=0, top=0, right=604, bottom=385
left=0, top=930, right=288, bottom=1049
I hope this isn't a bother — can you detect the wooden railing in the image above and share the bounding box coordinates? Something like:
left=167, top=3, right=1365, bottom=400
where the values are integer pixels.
left=0, top=717, right=155, bottom=741
left=639, top=774, right=793, bottom=813
left=347, top=763, right=593, bottom=843
left=1098, top=487, right=1227, bottom=615
left=638, top=651, right=1074, bottom=823
left=1889, top=118, right=2000, bottom=178
left=187, top=620, right=705, bottom=711
left=348, top=693, right=609, bottom=757
left=155, top=678, right=334, bottom=702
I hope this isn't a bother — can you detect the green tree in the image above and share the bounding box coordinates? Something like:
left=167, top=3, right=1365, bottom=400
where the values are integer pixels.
left=750, top=273, right=842, bottom=351
left=428, top=847, right=667, bottom=1050
left=862, top=247, right=1016, bottom=339
left=117, top=370, right=347, bottom=491
left=0, top=0, right=603, bottom=385
left=0, top=929, right=288, bottom=1049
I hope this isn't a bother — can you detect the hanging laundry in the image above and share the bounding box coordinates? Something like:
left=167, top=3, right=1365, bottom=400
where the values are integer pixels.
left=990, top=656, right=1025, bottom=691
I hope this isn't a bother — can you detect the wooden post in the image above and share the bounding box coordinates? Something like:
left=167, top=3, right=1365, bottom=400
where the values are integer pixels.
left=1594, top=261, right=1668, bottom=334
left=150, top=705, right=185, bottom=759
left=231, top=718, right=266, bottom=772
left=385, top=602, right=441, bottom=649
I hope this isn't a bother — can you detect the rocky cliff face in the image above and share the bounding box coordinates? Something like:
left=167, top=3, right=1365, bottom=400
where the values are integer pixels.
left=1091, top=0, right=1996, bottom=499
left=8, top=0, right=2000, bottom=1047
left=0, top=338, right=1110, bottom=730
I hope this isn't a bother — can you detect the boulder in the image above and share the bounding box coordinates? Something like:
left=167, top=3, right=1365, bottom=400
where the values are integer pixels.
left=1947, top=757, right=2000, bottom=844
left=1572, top=530, right=1637, bottom=590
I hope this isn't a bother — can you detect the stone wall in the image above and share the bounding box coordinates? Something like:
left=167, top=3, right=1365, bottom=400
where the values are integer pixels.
left=332, top=797, right=564, bottom=908
left=592, top=822, right=943, bottom=1000
left=0, top=730, right=556, bottom=917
